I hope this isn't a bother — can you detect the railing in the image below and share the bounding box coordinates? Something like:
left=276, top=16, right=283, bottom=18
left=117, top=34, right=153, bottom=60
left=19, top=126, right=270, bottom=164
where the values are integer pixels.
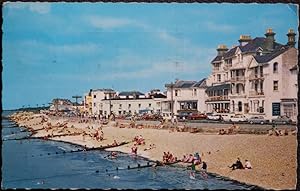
left=230, top=76, right=245, bottom=81
left=212, top=68, right=220, bottom=72
left=249, top=91, right=264, bottom=96
left=249, top=74, right=264, bottom=80
left=206, top=96, right=229, bottom=102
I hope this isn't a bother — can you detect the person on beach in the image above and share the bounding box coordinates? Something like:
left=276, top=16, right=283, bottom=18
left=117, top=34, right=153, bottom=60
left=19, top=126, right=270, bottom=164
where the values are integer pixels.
left=244, top=160, right=252, bottom=169
left=131, top=144, right=138, bottom=155
left=200, top=161, right=208, bottom=179
left=189, top=162, right=196, bottom=179
left=229, top=158, right=244, bottom=170
left=112, top=140, right=118, bottom=146
left=187, top=154, right=194, bottom=163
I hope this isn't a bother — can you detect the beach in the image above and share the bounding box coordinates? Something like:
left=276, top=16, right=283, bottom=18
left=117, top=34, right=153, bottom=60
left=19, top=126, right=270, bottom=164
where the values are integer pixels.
left=10, top=111, right=297, bottom=190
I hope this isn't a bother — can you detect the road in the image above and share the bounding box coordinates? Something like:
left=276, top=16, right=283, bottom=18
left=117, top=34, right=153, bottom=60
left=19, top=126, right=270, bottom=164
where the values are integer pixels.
left=116, top=119, right=296, bottom=133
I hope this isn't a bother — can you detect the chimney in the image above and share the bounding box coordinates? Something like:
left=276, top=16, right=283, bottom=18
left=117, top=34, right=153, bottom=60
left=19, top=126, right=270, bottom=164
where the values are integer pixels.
left=216, top=45, right=228, bottom=56
left=238, top=35, right=252, bottom=46
left=287, top=29, right=296, bottom=47
left=265, top=28, right=276, bottom=51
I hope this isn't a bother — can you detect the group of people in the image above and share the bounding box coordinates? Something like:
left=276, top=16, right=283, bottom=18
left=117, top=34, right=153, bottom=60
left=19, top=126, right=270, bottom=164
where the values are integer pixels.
left=229, top=158, right=252, bottom=170
left=93, top=128, right=104, bottom=141
left=162, top=151, right=178, bottom=164
left=219, top=123, right=240, bottom=135
left=181, top=152, right=202, bottom=165
left=268, top=128, right=289, bottom=136
left=133, top=135, right=145, bottom=145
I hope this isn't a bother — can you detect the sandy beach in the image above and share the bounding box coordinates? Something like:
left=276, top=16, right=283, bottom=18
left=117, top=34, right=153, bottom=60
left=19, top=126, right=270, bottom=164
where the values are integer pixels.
left=10, top=111, right=297, bottom=190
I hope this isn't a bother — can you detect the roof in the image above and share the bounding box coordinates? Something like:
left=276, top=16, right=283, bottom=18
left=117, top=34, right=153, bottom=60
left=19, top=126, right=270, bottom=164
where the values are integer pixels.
left=211, top=55, right=222, bottom=63
left=254, top=46, right=289, bottom=63
left=212, top=37, right=285, bottom=63
left=166, top=79, right=207, bottom=89
left=174, top=80, right=197, bottom=88
left=192, top=78, right=207, bottom=88
left=118, top=91, right=144, bottom=96
left=93, top=88, right=115, bottom=92
left=240, top=37, right=283, bottom=53
left=223, top=46, right=238, bottom=58
left=205, top=84, right=230, bottom=92
left=151, top=93, right=167, bottom=98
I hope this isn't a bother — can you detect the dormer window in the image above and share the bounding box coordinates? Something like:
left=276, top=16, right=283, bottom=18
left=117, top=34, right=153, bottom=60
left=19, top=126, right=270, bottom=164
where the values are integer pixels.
left=273, top=62, right=278, bottom=73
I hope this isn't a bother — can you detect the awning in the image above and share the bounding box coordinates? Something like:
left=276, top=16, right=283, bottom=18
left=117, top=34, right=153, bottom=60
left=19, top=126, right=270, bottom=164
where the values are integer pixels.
left=205, top=84, right=230, bottom=92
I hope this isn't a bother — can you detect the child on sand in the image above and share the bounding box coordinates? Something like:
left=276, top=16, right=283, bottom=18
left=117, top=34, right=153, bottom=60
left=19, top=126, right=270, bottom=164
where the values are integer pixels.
left=244, top=159, right=252, bottom=169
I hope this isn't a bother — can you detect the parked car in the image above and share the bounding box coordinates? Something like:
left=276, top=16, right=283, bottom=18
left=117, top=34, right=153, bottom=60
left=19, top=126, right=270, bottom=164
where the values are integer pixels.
left=272, top=116, right=292, bottom=125
left=248, top=116, right=269, bottom=124
left=228, top=115, right=248, bottom=122
left=206, top=113, right=221, bottom=120
left=187, top=113, right=207, bottom=120
left=220, top=114, right=235, bottom=122
left=176, top=112, right=190, bottom=122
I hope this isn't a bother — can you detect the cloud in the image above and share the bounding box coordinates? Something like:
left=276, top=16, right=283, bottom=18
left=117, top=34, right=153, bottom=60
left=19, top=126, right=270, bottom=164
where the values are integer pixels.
left=203, top=21, right=236, bottom=33
left=87, top=16, right=136, bottom=29
left=4, top=2, right=51, bottom=14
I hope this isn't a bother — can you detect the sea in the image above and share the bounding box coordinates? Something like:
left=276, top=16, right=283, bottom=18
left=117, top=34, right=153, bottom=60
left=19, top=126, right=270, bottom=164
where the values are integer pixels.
left=1, top=110, right=256, bottom=189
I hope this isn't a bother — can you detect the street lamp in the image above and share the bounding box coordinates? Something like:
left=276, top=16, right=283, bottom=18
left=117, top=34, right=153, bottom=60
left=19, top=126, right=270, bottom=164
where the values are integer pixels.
left=170, top=82, right=174, bottom=119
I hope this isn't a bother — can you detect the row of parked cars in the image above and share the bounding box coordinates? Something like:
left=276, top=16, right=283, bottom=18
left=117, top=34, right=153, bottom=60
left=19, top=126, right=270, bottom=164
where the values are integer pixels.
left=176, top=112, right=294, bottom=125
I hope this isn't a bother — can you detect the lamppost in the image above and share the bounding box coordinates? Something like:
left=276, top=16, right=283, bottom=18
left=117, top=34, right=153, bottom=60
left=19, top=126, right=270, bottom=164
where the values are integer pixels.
left=170, top=82, right=174, bottom=119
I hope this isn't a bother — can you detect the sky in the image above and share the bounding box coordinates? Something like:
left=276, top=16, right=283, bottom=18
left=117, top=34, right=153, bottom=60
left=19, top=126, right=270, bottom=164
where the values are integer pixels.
left=2, top=2, right=298, bottom=110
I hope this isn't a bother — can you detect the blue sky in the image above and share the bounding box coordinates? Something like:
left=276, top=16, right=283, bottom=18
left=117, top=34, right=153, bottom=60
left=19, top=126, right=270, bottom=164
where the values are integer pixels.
left=2, top=2, right=298, bottom=110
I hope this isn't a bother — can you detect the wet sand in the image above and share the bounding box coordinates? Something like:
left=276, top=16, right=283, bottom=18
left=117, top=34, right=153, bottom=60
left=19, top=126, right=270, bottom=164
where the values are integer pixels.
left=10, top=112, right=297, bottom=190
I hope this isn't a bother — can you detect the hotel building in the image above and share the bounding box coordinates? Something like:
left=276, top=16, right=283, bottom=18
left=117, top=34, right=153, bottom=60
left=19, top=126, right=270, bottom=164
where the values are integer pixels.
left=206, top=28, right=298, bottom=121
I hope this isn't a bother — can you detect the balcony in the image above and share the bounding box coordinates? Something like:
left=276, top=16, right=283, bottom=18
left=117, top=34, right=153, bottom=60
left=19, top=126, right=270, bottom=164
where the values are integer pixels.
left=212, top=68, right=221, bottom=72
left=249, top=74, right=264, bottom=81
left=206, top=95, right=229, bottom=102
left=229, top=93, right=247, bottom=98
left=249, top=91, right=265, bottom=97
left=230, top=76, right=245, bottom=82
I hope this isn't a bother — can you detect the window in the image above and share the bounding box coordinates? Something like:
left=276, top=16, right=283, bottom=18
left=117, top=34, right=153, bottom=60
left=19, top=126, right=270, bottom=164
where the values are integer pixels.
left=175, top=90, right=178, bottom=96
left=138, top=104, right=141, bottom=108
left=149, top=103, right=152, bottom=107
left=118, top=111, right=121, bottom=115
left=236, top=85, right=240, bottom=94
left=273, top=62, right=278, bottom=73
left=94, top=95, right=96, bottom=98
left=217, top=74, right=221, bottom=82
left=238, top=101, right=242, bottom=112
left=254, top=81, right=258, bottom=91
left=94, top=103, right=96, bottom=107
left=128, top=104, right=131, bottom=109
left=260, top=81, right=263, bottom=92
left=119, top=104, right=122, bottom=109
left=254, top=67, right=258, bottom=77
left=273, top=81, right=279, bottom=91
left=260, top=66, right=263, bottom=77
left=193, top=89, right=197, bottom=96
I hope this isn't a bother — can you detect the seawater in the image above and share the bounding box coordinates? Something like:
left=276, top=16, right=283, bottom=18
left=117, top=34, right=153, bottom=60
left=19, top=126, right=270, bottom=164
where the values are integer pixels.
left=2, top=111, right=254, bottom=189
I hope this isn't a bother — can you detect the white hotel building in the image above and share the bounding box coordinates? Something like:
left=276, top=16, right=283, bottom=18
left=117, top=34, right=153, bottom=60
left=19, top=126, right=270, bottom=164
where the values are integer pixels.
left=88, top=89, right=166, bottom=117
left=85, top=28, right=297, bottom=122
left=206, top=28, right=298, bottom=121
